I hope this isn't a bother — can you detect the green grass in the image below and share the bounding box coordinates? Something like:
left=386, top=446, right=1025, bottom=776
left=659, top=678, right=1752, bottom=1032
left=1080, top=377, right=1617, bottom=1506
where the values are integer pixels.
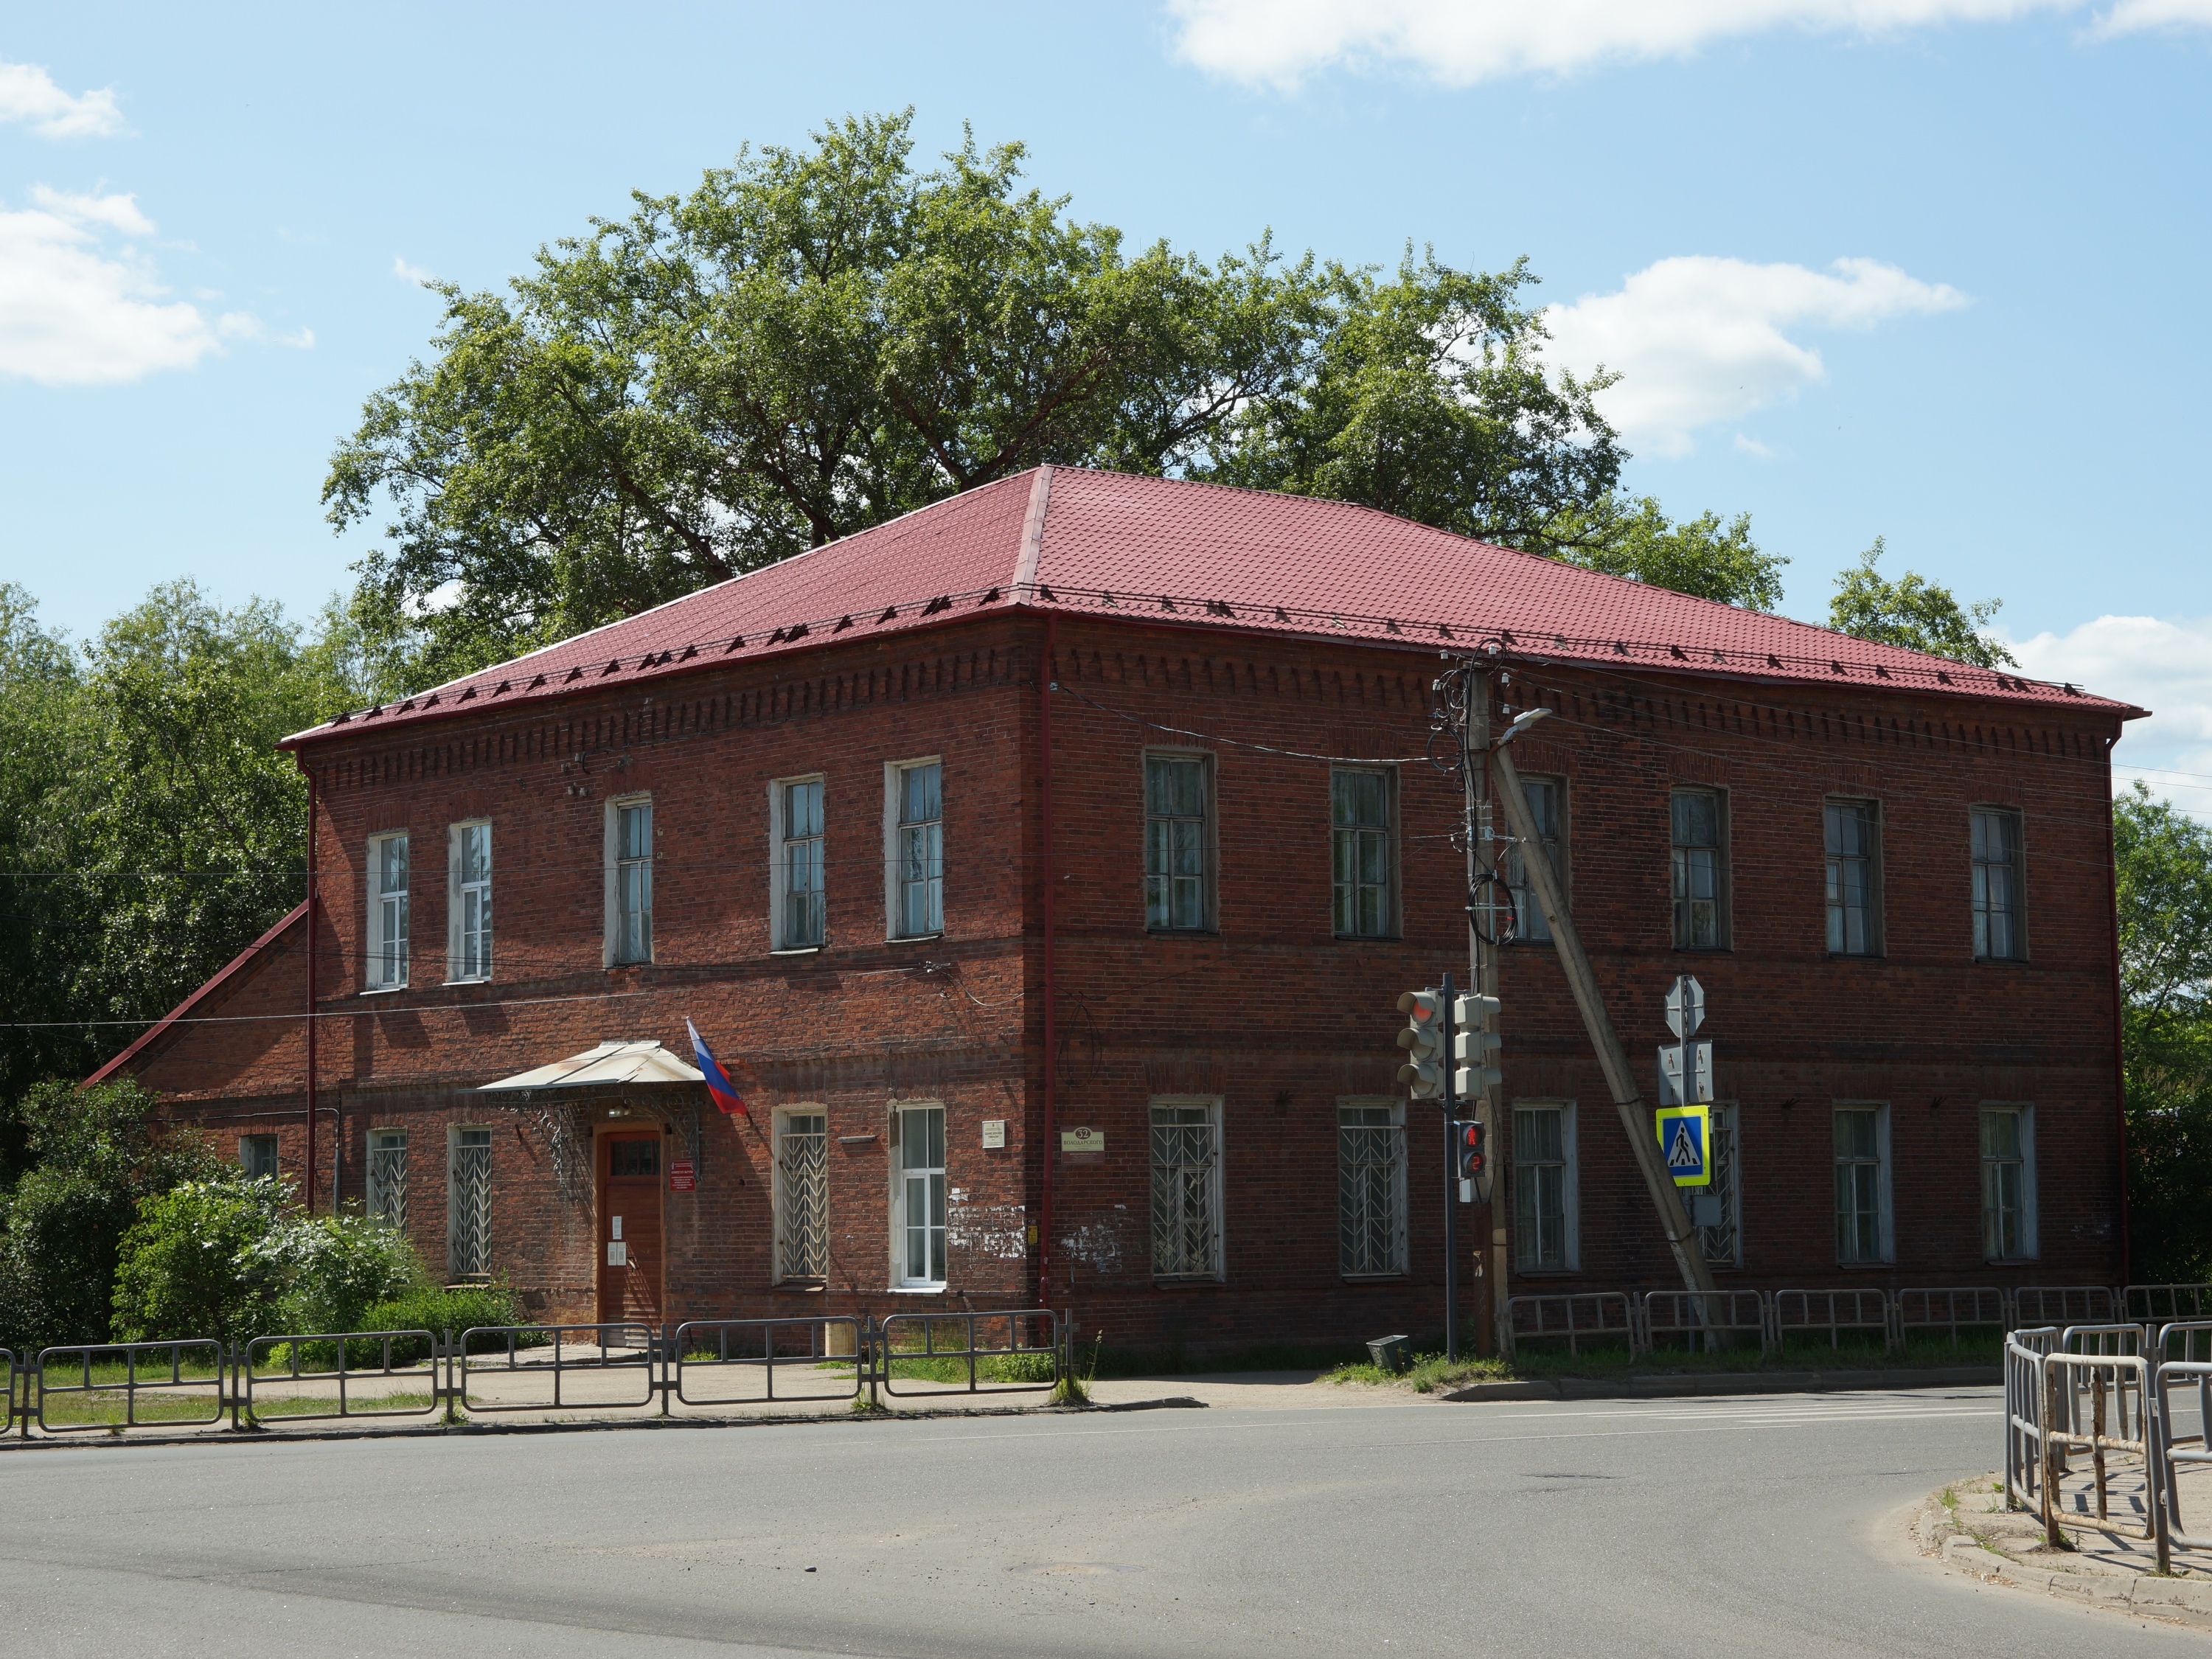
left=1322, top=1329, right=2003, bottom=1391
left=27, top=1386, right=436, bottom=1427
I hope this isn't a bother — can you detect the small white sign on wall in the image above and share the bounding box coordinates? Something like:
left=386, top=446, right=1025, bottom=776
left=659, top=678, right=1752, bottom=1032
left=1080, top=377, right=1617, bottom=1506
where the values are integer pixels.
left=981, top=1119, right=1006, bottom=1149
left=611, top=1216, right=623, bottom=1240
left=606, top=1242, right=627, bottom=1267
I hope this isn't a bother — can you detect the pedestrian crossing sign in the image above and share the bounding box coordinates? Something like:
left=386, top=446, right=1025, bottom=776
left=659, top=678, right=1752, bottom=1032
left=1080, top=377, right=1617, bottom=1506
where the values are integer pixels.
left=1654, top=1105, right=1711, bottom=1187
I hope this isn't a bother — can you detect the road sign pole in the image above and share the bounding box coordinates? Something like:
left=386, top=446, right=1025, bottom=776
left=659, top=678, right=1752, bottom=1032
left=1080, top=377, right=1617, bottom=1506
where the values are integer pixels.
left=1441, top=970, right=1460, bottom=1364
left=1458, top=667, right=1503, bottom=1356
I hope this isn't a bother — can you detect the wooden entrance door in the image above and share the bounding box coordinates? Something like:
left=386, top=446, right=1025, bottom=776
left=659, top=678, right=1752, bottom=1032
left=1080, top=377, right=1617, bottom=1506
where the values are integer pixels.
left=597, top=1132, right=664, bottom=1327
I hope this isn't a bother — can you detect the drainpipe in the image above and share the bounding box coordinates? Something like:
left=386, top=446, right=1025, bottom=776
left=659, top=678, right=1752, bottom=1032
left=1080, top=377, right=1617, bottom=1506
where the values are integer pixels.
left=1037, top=616, right=1058, bottom=1312
left=2104, top=736, right=2132, bottom=1286
left=304, top=761, right=319, bottom=1214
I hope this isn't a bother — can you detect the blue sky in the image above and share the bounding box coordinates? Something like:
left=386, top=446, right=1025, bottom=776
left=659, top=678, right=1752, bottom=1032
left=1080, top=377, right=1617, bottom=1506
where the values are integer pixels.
left=2, top=1, right=2207, bottom=808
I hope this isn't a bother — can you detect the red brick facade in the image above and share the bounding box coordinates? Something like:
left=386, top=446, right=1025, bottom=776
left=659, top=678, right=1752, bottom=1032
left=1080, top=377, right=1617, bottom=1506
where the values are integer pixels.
left=99, top=476, right=2134, bottom=1354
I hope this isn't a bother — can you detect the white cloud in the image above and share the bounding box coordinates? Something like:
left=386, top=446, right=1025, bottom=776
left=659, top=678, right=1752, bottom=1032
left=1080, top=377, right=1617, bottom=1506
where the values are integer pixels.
left=0, top=189, right=304, bottom=386
left=1540, top=255, right=1968, bottom=456
left=1733, top=432, right=1784, bottom=459
left=0, top=55, right=125, bottom=137
left=392, top=255, right=434, bottom=285
left=2007, top=613, right=2212, bottom=818
left=1165, top=0, right=2211, bottom=85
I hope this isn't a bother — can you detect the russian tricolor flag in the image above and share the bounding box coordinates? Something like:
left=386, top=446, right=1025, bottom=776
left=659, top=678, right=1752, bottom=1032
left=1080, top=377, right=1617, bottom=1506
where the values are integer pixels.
left=687, top=1019, right=748, bottom=1116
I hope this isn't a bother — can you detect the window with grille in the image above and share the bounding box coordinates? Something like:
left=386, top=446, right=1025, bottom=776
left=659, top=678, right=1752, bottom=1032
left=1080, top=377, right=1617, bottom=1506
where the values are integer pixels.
left=1825, top=800, right=1880, bottom=956
left=1330, top=768, right=1395, bottom=938
left=613, top=799, right=653, bottom=964
left=1150, top=1099, right=1222, bottom=1279
left=891, top=761, right=943, bottom=938
left=451, top=821, right=492, bottom=981
left=893, top=1105, right=945, bottom=1286
left=367, top=833, right=408, bottom=989
left=1144, top=754, right=1211, bottom=932
left=367, top=1130, right=407, bottom=1228
left=1696, top=1105, right=1740, bottom=1267
left=1833, top=1105, right=1890, bottom=1264
left=1981, top=1105, right=2035, bottom=1260
left=1337, top=1101, right=1405, bottom=1276
left=449, top=1127, right=493, bottom=1280
left=1512, top=1104, right=1574, bottom=1270
left=1971, top=808, right=2025, bottom=961
left=1505, top=776, right=1564, bottom=943
left=239, top=1134, right=278, bottom=1181
left=776, top=1112, right=829, bottom=1280
left=778, top=778, right=825, bottom=949
left=1670, top=790, right=1725, bottom=949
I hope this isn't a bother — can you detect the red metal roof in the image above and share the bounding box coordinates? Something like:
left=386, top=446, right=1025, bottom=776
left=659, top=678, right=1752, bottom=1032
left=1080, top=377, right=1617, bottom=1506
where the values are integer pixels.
left=82, top=901, right=307, bottom=1087
left=285, top=467, right=2135, bottom=747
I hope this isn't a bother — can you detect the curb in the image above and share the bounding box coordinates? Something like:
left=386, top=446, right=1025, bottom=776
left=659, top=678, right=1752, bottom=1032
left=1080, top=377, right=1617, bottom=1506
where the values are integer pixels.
left=1441, top=1366, right=1998, bottom=1402
left=1917, top=1487, right=2212, bottom=1630
left=0, top=1392, right=1208, bottom=1454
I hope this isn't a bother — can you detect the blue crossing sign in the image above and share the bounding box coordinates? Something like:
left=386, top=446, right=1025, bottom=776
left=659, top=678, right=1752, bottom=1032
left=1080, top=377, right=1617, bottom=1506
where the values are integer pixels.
left=1654, top=1105, right=1711, bottom=1187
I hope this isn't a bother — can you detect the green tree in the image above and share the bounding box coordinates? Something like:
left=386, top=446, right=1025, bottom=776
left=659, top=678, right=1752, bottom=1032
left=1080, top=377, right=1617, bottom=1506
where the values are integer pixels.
left=1828, top=537, right=2017, bottom=667
left=111, top=1175, right=291, bottom=1344
left=2114, top=783, right=2212, bottom=1281
left=1541, top=495, right=1786, bottom=610
left=0, top=1079, right=230, bottom=1350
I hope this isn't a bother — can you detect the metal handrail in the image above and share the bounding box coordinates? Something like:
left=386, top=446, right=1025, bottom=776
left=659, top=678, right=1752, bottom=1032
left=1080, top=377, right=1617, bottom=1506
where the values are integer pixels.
left=243, top=1330, right=442, bottom=1425
left=35, top=1339, right=226, bottom=1433
left=671, top=1317, right=865, bottom=1405
left=2037, top=1349, right=2158, bottom=1546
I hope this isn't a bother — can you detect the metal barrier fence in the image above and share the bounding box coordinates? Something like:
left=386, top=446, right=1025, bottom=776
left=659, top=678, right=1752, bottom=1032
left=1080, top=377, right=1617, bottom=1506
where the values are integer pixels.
left=2127, top=1284, right=2212, bottom=1324
left=2160, top=1321, right=2212, bottom=1365
left=1773, top=1288, right=1893, bottom=1353
left=2039, top=1349, right=2157, bottom=1546
left=2155, top=1360, right=2212, bottom=1562
left=1503, top=1293, right=1641, bottom=1357
left=672, top=1317, right=865, bottom=1406
left=1641, top=1290, right=1772, bottom=1356
left=877, top=1310, right=1064, bottom=1399
left=35, top=1339, right=226, bottom=1433
left=2003, top=1328, right=2059, bottom=1512
left=2014, top=1285, right=2118, bottom=1326
left=1893, top=1287, right=2008, bottom=1349
left=458, top=1323, right=657, bottom=1413
left=243, top=1330, right=443, bottom=1426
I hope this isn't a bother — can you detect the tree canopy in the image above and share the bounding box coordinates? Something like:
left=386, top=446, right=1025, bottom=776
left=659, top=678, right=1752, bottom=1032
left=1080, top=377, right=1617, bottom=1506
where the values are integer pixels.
left=1827, top=537, right=2017, bottom=667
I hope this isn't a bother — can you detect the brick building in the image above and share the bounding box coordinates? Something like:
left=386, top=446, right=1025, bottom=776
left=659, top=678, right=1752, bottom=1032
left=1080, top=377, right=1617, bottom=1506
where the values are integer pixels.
left=91, top=467, right=2141, bottom=1352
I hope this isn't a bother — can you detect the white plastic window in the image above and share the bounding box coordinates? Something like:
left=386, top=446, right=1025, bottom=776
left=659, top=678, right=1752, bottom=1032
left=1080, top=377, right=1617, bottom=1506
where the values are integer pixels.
left=366, top=832, right=408, bottom=989
left=779, top=779, right=825, bottom=949
left=451, top=821, right=492, bottom=981
left=891, top=762, right=943, bottom=938
left=613, top=799, right=653, bottom=964
left=893, top=1105, right=946, bottom=1287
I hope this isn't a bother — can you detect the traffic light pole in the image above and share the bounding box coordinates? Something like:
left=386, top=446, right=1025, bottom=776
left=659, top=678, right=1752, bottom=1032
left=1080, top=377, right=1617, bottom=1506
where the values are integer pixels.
left=1440, top=970, right=1461, bottom=1363
left=1459, top=668, right=1502, bottom=1355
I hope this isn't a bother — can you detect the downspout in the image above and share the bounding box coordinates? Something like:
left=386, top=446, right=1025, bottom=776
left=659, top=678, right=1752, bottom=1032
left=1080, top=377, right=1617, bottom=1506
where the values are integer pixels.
left=304, top=760, right=320, bottom=1214
left=2104, top=734, right=2132, bottom=1286
left=1037, top=613, right=1058, bottom=1312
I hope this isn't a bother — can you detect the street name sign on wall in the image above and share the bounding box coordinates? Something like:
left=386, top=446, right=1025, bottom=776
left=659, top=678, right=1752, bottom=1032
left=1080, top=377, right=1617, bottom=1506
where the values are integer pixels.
left=1654, top=1105, right=1712, bottom=1186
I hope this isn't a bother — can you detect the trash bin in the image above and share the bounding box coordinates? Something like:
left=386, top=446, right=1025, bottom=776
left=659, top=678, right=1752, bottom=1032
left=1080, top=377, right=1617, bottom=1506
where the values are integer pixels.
left=1367, top=1335, right=1411, bottom=1374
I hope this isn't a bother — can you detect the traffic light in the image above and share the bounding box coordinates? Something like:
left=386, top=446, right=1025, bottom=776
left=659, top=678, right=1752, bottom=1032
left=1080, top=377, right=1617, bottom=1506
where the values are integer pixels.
left=1454, top=992, right=1501, bottom=1096
left=1454, top=1118, right=1486, bottom=1181
left=1396, top=988, right=1446, bottom=1099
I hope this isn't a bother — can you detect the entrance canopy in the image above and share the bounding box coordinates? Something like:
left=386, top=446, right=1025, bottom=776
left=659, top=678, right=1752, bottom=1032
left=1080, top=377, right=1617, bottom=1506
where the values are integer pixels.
left=476, top=1040, right=703, bottom=1093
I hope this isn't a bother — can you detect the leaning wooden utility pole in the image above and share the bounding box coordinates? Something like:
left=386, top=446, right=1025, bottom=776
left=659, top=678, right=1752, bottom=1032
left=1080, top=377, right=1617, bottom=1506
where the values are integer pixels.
left=1489, top=739, right=1722, bottom=1304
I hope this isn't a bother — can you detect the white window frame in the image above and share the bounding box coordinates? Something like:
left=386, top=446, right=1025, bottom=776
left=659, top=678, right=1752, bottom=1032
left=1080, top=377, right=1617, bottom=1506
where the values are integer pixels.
left=1148, top=1094, right=1224, bottom=1281
left=1142, top=749, right=1216, bottom=933
left=365, top=831, right=409, bottom=990
left=605, top=794, right=654, bottom=967
left=1669, top=787, right=1728, bottom=950
left=1980, top=1102, right=2038, bottom=1262
left=889, top=1102, right=947, bottom=1289
left=1336, top=1096, right=1407, bottom=1278
left=769, top=773, right=827, bottom=952
left=1505, top=775, right=1566, bottom=944
left=1832, top=1102, right=1894, bottom=1265
left=883, top=757, right=945, bottom=940
left=1511, top=1099, right=1579, bottom=1272
left=448, top=1124, right=494, bottom=1281
left=1971, top=806, right=2028, bottom=962
left=1329, top=767, right=1399, bottom=940
left=447, top=819, right=493, bottom=983
left=366, top=1129, right=408, bottom=1228
left=774, top=1107, right=830, bottom=1283
left=239, top=1133, right=279, bottom=1181
left=1824, top=797, right=1883, bottom=957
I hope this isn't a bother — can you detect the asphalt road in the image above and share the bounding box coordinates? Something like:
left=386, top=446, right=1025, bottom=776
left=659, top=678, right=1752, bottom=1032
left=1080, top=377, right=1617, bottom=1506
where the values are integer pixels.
left=0, top=1385, right=2201, bottom=1658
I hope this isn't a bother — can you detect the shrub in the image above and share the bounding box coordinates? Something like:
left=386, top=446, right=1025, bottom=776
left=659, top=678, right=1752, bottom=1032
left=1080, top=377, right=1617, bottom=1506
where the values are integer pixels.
left=254, top=1211, right=424, bottom=1337
left=360, top=1281, right=532, bottom=1363
left=110, top=1176, right=289, bottom=1344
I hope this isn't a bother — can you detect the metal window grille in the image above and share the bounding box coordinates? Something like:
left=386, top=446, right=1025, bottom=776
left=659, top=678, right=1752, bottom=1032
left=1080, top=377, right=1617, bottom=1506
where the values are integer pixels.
left=456, top=822, right=492, bottom=979
left=1697, top=1105, right=1741, bottom=1267
left=1506, top=777, right=1562, bottom=942
left=1150, top=1103, right=1221, bottom=1277
left=370, top=834, right=408, bottom=988
left=239, top=1134, right=277, bottom=1180
left=1330, top=768, right=1394, bottom=938
left=613, top=801, right=653, bottom=964
left=896, top=763, right=943, bottom=937
left=1972, top=808, right=2025, bottom=961
left=897, top=1107, right=945, bottom=1284
left=777, top=1113, right=829, bottom=1279
left=1144, top=756, right=1209, bottom=931
left=366, top=1130, right=407, bottom=1228
left=1337, top=1104, right=1405, bottom=1276
left=450, top=1127, right=493, bottom=1279
left=1834, top=1107, right=1885, bottom=1263
left=783, top=780, right=824, bottom=947
left=1513, top=1106, right=1568, bottom=1270
left=1982, top=1107, right=2031, bottom=1259
left=1824, top=800, right=1878, bottom=955
left=1670, top=790, right=1722, bottom=949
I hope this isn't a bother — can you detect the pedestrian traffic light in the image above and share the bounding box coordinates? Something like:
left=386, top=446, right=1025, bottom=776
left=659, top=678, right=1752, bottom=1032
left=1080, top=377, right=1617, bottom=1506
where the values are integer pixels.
left=1454, top=1118, right=1486, bottom=1181
left=1453, top=993, right=1501, bottom=1096
left=1396, top=988, right=1447, bottom=1099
